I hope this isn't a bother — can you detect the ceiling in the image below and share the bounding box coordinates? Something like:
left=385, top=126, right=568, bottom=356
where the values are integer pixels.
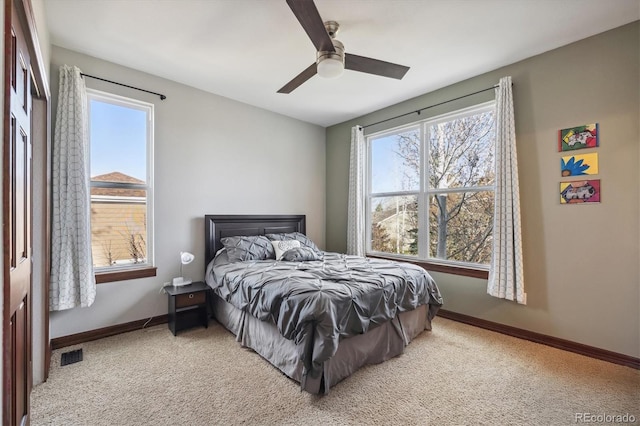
left=44, top=0, right=639, bottom=127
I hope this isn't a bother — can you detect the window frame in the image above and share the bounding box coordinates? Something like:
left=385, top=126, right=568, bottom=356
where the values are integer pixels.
left=86, top=89, right=155, bottom=282
left=366, top=100, right=495, bottom=275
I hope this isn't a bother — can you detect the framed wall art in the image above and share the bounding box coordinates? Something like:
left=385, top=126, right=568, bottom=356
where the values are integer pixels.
left=558, top=123, right=598, bottom=152
left=561, top=152, right=599, bottom=176
left=560, top=179, right=600, bottom=204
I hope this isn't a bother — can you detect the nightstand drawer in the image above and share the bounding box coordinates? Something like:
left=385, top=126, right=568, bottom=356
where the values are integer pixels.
left=175, top=291, right=206, bottom=308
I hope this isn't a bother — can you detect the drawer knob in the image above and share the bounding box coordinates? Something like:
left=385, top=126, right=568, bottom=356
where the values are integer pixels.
left=189, top=293, right=194, bottom=299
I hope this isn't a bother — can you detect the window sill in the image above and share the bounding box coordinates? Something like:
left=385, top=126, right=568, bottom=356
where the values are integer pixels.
left=366, top=254, right=488, bottom=279
left=95, top=266, right=157, bottom=284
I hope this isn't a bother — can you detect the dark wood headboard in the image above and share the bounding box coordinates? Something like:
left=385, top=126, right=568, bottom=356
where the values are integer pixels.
left=204, top=215, right=306, bottom=269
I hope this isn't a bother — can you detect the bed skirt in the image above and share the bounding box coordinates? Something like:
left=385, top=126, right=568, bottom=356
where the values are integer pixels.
left=211, top=293, right=432, bottom=394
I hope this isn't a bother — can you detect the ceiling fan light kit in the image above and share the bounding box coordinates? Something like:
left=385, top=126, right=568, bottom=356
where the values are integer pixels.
left=316, top=38, right=344, bottom=79
left=278, top=0, right=410, bottom=93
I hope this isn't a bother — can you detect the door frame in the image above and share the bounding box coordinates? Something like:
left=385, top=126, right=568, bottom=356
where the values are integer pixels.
left=2, top=0, right=50, bottom=420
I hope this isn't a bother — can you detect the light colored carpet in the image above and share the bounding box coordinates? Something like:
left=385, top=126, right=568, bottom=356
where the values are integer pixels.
left=32, top=318, right=639, bottom=425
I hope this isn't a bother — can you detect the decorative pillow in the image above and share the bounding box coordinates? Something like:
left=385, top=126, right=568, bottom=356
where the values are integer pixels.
left=271, top=239, right=301, bottom=260
left=280, top=247, right=321, bottom=262
left=266, top=232, right=322, bottom=256
left=221, top=235, right=275, bottom=262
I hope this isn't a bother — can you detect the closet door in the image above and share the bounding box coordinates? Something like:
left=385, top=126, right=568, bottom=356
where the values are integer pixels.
left=4, top=0, right=33, bottom=423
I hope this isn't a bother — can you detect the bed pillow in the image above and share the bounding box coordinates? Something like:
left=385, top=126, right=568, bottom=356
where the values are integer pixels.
left=271, top=239, right=301, bottom=260
left=266, top=232, right=322, bottom=256
left=221, top=235, right=275, bottom=262
left=280, top=246, right=321, bottom=262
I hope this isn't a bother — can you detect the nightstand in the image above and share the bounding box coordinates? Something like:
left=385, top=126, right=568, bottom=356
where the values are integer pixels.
left=165, top=281, right=210, bottom=336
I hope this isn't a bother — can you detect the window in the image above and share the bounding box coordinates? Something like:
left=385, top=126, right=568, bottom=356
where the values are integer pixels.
left=367, top=101, right=495, bottom=269
left=87, top=90, right=154, bottom=276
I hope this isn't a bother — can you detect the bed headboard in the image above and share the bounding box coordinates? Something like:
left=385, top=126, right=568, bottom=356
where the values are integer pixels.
left=204, top=215, right=306, bottom=269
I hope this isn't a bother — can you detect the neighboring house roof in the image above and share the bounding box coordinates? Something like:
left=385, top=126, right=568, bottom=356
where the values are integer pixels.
left=374, top=203, right=415, bottom=224
left=91, top=171, right=146, bottom=197
left=378, top=211, right=415, bottom=227
left=374, top=209, right=397, bottom=223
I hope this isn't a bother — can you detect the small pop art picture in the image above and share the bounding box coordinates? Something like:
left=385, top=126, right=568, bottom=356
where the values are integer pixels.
left=560, top=179, right=600, bottom=204
left=558, top=123, right=598, bottom=152
left=560, top=152, right=598, bottom=176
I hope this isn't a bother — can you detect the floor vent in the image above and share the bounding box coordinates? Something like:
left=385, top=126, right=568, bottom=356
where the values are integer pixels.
left=61, top=349, right=83, bottom=366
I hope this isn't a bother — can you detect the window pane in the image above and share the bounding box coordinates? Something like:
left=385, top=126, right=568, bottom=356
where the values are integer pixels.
left=90, top=99, right=147, bottom=183
left=371, top=195, right=418, bottom=255
left=428, top=110, right=495, bottom=189
left=88, top=92, right=152, bottom=272
left=429, top=191, right=494, bottom=264
left=371, top=128, right=420, bottom=193
left=91, top=189, right=147, bottom=268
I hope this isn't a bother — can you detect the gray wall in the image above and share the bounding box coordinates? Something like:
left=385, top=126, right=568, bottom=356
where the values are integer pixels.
left=50, top=46, right=326, bottom=338
left=326, top=22, right=639, bottom=358
left=32, top=0, right=51, bottom=79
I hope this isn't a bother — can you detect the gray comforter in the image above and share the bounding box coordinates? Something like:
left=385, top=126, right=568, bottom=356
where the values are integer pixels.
left=206, top=251, right=443, bottom=382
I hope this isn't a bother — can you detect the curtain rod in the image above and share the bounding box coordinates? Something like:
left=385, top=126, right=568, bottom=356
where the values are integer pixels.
left=362, top=84, right=499, bottom=130
left=80, top=73, right=166, bottom=100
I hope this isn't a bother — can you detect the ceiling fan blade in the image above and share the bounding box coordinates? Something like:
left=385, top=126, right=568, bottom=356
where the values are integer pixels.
left=277, top=63, right=317, bottom=93
left=345, top=53, right=410, bottom=80
left=286, top=0, right=335, bottom=52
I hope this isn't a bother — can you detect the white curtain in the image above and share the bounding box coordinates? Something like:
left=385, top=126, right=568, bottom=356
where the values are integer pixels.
left=347, top=125, right=366, bottom=256
left=50, top=65, right=96, bottom=311
left=487, top=76, right=525, bottom=304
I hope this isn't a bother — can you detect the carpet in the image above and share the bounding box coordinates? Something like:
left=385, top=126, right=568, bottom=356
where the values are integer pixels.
left=31, top=318, right=639, bottom=425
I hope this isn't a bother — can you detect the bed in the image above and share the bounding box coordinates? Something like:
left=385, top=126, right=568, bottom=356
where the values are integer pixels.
left=204, top=214, right=443, bottom=394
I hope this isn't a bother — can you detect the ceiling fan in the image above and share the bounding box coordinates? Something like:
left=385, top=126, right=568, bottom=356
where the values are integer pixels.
left=278, top=0, right=410, bottom=94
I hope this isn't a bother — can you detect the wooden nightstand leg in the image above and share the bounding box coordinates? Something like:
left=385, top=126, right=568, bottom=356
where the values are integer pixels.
left=202, top=306, right=208, bottom=329
left=168, top=295, right=177, bottom=336
left=206, top=289, right=215, bottom=320
left=202, top=290, right=209, bottom=329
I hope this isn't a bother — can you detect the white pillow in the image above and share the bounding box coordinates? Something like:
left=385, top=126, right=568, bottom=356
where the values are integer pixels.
left=272, top=239, right=301, bottom=260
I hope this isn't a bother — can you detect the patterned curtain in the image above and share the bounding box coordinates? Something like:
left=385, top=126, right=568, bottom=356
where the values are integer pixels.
left=347, top=125, right=366, bottom=256
left=50, top=65, right=96, bottom=311
left=487, top=76, right=526, bottom=304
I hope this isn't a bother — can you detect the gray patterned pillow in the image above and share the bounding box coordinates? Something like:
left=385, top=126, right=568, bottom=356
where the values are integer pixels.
left=265, top=232, right=322, bottom=256
left=280, top=247, right=321, bottom=262
left=221, top=235, right=275, bottom=262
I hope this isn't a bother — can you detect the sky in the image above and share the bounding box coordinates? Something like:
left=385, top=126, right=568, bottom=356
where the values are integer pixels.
left=90, top=99, right=147, bottom=182
left=370, top=130, right=419, bottom=194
